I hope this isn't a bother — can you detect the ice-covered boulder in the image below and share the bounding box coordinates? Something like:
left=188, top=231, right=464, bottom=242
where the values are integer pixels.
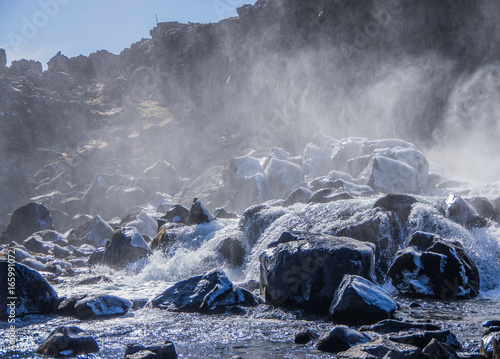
left=328, top=275, right=397, bottom=325
left=58, top=294, right=132, bottom=319
left=0, top=260, right=59, bottom=320
left=151, top=269, right=259, bottom=313
left=102, top=227, right=152, bottom=269
left=388, top=231, right=480, bottom=299
left=35, top=326, right=99, bottom=357
left=331, top=137, right=368, bottom=173
left=124, top=210, right=158, bottom=238
left=264, top=157, right=302, bottom=198
left=0, top=203, right=54, bottom=244
left=66, top=215, right=114, bottom=247
left=259, top=231, right=376, bottom=312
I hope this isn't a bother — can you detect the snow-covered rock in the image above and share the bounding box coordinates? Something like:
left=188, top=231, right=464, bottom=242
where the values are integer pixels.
left=102, top=227, right=152, bottom=269
left=303, top=134, right=337, bottom=180
left=264, top=157, right=302, bottom=198
left=67, top=215, right=114, bottom=247
left=328, top=274, right=397, bottom=325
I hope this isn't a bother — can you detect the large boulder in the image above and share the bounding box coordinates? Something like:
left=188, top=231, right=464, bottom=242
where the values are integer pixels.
left=0, top=203, right=54, bottom=244
left=445, top=194, right=487, bottom=228
left=151, top=269, right=259, bottom=313
left=316, top=326, right=371, bottom=353
left=264, top=157, right=302, bottom=198
left=239, top=204, right=288, bottom=246
left=58, top=294, right=132, bottom=320
left=1, top=260, right=59, bottom=320
left=102, top=227, right=152, bottom=269
left=259, top=231, right=375, bottom=312
left=35, top=326, right=99, bottom=357
left=329, top=275, right=397, bottom=325
left=388, top=231, right=480, bottom=299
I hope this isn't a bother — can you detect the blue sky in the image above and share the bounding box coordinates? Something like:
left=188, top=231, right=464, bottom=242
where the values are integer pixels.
left=0, top=0, right=256, bottom=69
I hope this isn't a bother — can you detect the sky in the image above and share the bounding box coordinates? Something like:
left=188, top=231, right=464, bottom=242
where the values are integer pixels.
left=0, top=0, right=257, bottom=69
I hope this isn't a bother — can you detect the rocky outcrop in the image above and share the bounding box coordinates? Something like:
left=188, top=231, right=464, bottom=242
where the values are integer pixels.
left=0, top=203, right=53, bottom=244
left=259, top=231, right=375, bottom=312
left=35, top=326, right=99, bottom=357
left=388, top=231, right=480, bottom=299
left=102, top=227, right=152, bottom=269
left=0, top=260, right=59, bottom=320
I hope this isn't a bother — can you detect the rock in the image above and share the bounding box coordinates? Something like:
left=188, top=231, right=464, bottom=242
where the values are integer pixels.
left=186, top=198, right=214, bottom=225
left=308, top=188, right=353, bottom=204
left=295, top=329, right=319, bottom=344
left=303, top=134, right=337, bottom=180
left=388, top=231, right=480, bottom=299
left=23, top=234, right=54, bottom=254
left=359, top=319, right=441, bottom=334
left=0, top=260, right=59, bottom=320
left=422, top=338, right=459, bottom=359
left=87, top=248, right=105, bottom=266
left=481, top=331, right=500, bottom=359
left=282, top=187, right=313, bottom=207
left=330, top=137, right=367, bottom=173
left=124, top=340, right=178, bottom=359
left=466, top=197, right=497, bottom=220
left=151, top=269, right=258, bottom=313
left=102, top=227, right=152, bottom=269
left=150, top=224, right=183, bottom=251
left=0, top=48, right=6, bottom=68
left=0, top=203, right=54, bottom=244
left=483, top=320, right=500, bottom=328
left=21, top=257, right=47, bottom=271
left=66, top=215, right=114, bottom=247
left=445, top=194, right=487, bottom=228
left=264, top=157, right=302, bottom=198
left=373, top=194, right=418, bottom=222
left=143, top=160, right=183, bottom=196
left=239, top=204, right=288, bottom=245
left=259, top=231, right=375, bottom=312
left=216, top=234, right=248, bottom=267
left=159, top=204, right=190, bottom=225
left=329, top=275, right=397, bottom=325
left=35, top=326, right=99, bottom=357
left=52, top=245, right=72, bottom=259
left=336, top=337, right=422, bottom=359
left=214, top=208, right=238, bottom=219
left=58, top=294, right=132, bottom=319
left=388, top=330, right=461, bottom=350
left=316, top=326, right=371, bottom=353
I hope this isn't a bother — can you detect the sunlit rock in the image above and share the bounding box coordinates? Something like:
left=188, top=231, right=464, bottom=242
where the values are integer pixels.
left=102, top=227, right=152, bottom=269
left=0, top=202, right=54, bottom=244
left=445, top=194, right=487, bottom=228
left=0, top=260, right=59, bottom=320
left=151, top=269, right=258, bottom=313
left=388, top=231, right=480, bottom=299
left=35, top=326, right=99, bottom=357
left=66, top=215, right=114, bottom=247
left=259, top=231, right=375, bottom=312
left=124, top=341, right=178, bottom=359
left=58, top=294, right=132, bottom=319
left=329, top=275, right=397, bottom=325
left=331, top=137, right=368, bottom=173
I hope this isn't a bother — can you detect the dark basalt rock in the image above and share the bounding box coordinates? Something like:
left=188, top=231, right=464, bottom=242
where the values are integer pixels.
left=373, top=194, right=418, bottom=222
left=35, top=326, right=99, bottom=357
left=102, top=227, right=152, bottom=269
left=283, top=187, right=313, bottom=207
left=359, top=319, right=441, bottom=334
left=0, top=260, right=59, bottom=321
left=159, top=205, right=189, bottom=226
left=316, top=326, right=371, bottom=353
left=151, top=269, right=258, bottom=313
left=388, top=330, right=461, bottom=350
left=329, top=275, right=397, bottom=325
left=214, top=207, right=238, bottom=219
left=58, top=294, right=132, bottom=320
left=422, top=338, right=459, bottom=359
left=260, top=231, right=375, bottom=312
left=388, top=231, right=480, bottom=299
left=124, top=340, right=178, bottom=359
left=185, top=198, right=214, bottom=225
left=466, top=197, right=497, bottom=221
left=445, top=194, right=487, bottom=228
left=0, top=203, right=54, bottom=244
left=215, top=234, right=247, bottom=268
left=294, top=329, right=319, bottom=345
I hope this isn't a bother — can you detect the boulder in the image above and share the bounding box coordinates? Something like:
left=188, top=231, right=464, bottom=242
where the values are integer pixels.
left=186, top=198, right=214, bottom=225
left=303, top=134, right=337, bottom=180
left=35, top=326, right=99, bottom=357
left=259, top=231, right=375, bottom=312
left=0, top=203, right=54, bottom=244
left=102, top=227, right=152, bottom=269
left=143, top=160, right=183, bottom=196
left=264, top=157, right=302, bottom=198
left=445, top=194, right=487, bottom=228
left=336, top=337, right=422, bottom=359
left=159, top=204, right=190, bottom=225
left=329, top=275, right=397, bottom=325
left=239, top=204, right=288, bottom=246
left=58, top=294, right=132, bottom=319
left=422, top=338, right=459, bottom=359
left=66, top=215, right=114, bottom=247
left=466, top=197, right=497, bottom=220
left=316, top=326, right=371, bottom=353
left=213, top=208, right=238, bottom=219
left=388, top=231, right=480, bottom=299
left=23, top=234, right=54, bottom=254
left=282, top=187, right=313, bottom=207
left=151, top=269, right=258, bottom=313
left=215, top=234, right=248, bottom=267
left=388, top=330, right=461, bottom=350
left=308, top=189, right=353, bottom=204
left=373, top=194, right=418, bottom=222
left=294, top=329, right=319, bottom=345
left=124, top=341, right=178, bottom=359
left=359, top=319, right=441, bottom=334
left=150, top=224, right=183, bottom=251
left=103, top=186, right=148, bottom=219
left=331, top=137, right=367, bottom=173
left=0, top=48, right=6, bottom=68
left=0, top=260, right=59, bottom=320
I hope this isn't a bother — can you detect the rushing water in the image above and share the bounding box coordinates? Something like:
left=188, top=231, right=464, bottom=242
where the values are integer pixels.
left=2, top=187, right=500, bottom=358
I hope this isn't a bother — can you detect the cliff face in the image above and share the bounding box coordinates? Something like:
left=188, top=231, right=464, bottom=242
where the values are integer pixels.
left=0, top=0, right=499, bottom=223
